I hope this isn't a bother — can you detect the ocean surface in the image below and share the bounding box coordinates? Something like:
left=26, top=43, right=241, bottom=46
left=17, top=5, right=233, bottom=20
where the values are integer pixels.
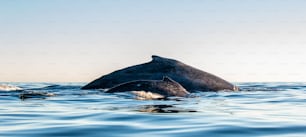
left=1, top=82, right=306, bottom=137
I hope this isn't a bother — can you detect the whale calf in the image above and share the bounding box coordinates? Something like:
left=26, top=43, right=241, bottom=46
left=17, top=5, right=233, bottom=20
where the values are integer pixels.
left=82, top=55, right=239, bottom=92
left=106, top=77, right=190, bottom=99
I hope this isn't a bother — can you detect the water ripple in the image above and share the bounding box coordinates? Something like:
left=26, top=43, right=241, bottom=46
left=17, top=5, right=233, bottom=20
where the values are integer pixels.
left=1, top=82, right=306, bottom=137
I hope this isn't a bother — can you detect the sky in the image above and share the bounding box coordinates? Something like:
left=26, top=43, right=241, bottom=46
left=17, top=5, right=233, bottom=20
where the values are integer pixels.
left=1, top=0, right=306, bottom=82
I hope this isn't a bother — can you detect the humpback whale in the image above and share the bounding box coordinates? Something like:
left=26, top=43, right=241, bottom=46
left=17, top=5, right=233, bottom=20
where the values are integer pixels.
left=106, top=77, right=190, bottom=99
left=82, top=55, right=239, bottom=92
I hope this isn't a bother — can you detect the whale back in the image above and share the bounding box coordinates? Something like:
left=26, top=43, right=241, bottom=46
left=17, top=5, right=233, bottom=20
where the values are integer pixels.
left=82, top=55, right=238, bottom=92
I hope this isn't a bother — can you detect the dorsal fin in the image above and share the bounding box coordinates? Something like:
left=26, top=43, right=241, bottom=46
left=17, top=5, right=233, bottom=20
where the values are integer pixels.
left=152, top=55, right=163, bottom=61
left=162, top=76, right=175, bottom=82
left=151, top=55, right=179, bottom=64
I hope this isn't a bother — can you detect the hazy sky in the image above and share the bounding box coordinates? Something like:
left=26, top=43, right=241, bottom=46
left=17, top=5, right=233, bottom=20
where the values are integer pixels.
left=1, top=0, right=306, bottom=82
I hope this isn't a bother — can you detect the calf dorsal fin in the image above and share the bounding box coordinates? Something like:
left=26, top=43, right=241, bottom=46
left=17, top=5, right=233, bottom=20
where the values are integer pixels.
left=162, top=76, right=175, bottom=83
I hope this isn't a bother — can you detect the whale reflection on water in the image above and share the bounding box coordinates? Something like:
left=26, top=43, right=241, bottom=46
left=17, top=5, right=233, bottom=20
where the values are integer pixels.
left=137, top=105, right=197, bottom=113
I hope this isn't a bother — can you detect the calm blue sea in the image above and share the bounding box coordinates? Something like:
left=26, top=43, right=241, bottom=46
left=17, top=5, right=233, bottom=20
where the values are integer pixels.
left=1, top=82, right=306, bottom=137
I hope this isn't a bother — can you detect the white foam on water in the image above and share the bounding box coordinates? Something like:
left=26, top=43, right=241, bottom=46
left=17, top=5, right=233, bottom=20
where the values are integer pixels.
left=0, top=84, right=22, bottom=91
left=131, top=91, right=164, bottom=100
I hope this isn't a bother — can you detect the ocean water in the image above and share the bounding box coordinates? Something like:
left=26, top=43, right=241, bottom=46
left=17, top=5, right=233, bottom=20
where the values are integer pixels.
left=1, top=82, right=306, bottom=137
